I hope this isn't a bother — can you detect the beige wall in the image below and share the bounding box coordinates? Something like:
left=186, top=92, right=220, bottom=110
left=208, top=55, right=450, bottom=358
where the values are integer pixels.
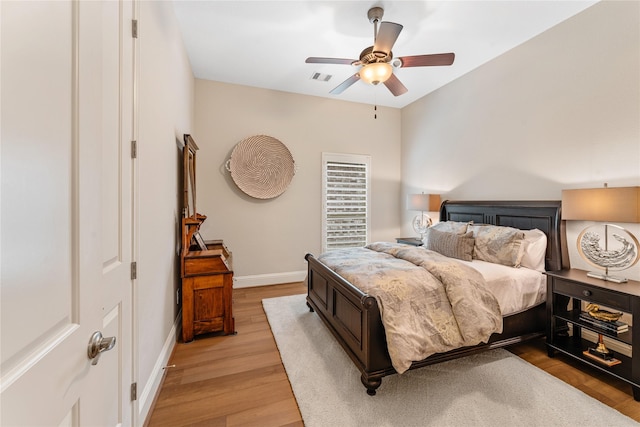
left=194, top=80, right=401, bottom=284
left=137, top=1, right=194, bottom=420
left=192, top=2, right=640, bottom=283
left=401, top=1, right=640, bottom=279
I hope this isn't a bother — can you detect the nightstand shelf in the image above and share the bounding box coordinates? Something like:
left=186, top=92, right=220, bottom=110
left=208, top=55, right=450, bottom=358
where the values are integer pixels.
left=550, top=334, right=633, bottom=383
left=553, top=308, right=633, bottom=345
left=546, top=269, right=640, bottom=400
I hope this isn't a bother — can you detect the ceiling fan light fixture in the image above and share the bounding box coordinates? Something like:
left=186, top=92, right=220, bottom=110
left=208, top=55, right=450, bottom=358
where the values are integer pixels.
left=359, top=62, right=393, bottom=85
left=306, top=7, right=455, bottom=96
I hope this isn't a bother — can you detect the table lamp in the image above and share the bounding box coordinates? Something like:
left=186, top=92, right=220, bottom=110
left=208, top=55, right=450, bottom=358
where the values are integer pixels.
left=562, top=185, right=640, bottom=283
left=407, top=193, right=441, bottom=239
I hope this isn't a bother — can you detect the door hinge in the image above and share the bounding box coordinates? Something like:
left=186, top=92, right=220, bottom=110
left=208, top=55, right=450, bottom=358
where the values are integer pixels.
left=132, top=19, right=138, bottom=38
left=131, top=262, right=137, bottom=280
left=130, top=382, right=137, bottom=401
left=131, top=140, right=137, bottom=159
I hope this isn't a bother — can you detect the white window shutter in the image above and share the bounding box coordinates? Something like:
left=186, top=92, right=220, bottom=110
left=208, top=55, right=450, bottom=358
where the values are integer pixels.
left=322, top=153, right=371, bottom=252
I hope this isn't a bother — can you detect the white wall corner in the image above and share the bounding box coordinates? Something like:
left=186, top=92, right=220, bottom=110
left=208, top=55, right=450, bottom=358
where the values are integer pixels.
left=233, top=270, right=307, bottom=289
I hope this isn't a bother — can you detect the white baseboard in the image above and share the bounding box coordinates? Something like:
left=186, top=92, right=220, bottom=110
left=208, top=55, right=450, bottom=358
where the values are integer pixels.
left=233, top=270, right=307, bottom=288
left=138, top=313, right=179, bottom=425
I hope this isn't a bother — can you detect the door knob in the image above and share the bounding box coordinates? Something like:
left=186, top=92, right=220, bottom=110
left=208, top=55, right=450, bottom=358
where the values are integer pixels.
left=87, top=331, right=116, bottom=365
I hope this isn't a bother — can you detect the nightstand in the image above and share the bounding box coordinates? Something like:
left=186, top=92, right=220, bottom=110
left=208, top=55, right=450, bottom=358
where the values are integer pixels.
left=396, top=237, right=423, bottom=246
left=546, top=269, right=640, bottom=400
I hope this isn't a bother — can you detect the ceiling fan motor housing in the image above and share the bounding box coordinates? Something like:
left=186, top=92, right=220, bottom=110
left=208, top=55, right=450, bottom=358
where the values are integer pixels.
left=359, top=46, right=392, bottom=65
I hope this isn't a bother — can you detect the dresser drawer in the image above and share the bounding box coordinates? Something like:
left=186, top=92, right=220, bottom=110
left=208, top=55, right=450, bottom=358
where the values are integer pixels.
left=184, top=252, right=230, bottom=276
left=553, top=278, right=630, bottom=312
left=191, top=274, right=225, bottom=290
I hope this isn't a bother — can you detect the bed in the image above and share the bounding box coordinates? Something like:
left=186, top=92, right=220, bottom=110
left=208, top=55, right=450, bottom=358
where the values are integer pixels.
left=305, top=200, right=563, bottom=395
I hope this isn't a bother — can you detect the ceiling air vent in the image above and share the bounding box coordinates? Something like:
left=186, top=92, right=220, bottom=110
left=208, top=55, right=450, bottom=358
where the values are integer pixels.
left=311, top=72, right=332, bottom=82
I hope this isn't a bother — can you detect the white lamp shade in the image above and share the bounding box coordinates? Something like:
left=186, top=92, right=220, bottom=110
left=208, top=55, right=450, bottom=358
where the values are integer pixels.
left=407, top=194, right=441, bottom=211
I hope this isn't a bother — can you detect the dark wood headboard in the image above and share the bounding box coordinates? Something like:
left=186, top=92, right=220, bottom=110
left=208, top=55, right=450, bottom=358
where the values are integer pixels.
left=440, top=200, right=563, bottom=271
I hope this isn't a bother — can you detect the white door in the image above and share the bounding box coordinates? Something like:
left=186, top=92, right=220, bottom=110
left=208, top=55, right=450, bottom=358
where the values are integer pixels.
left=1, top=1, right=135, bottom=426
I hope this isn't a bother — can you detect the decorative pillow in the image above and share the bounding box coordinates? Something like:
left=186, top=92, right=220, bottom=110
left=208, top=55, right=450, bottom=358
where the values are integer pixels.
left=470, top=225, right=525, bottom=267
left=430, top=221, right=470, bottom=235
left=424, top=228, right=475, bottom=261
left=519, top=229, right=547, bottom=272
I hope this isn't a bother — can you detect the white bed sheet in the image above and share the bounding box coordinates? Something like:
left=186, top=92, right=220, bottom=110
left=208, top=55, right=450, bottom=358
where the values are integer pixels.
left=457, top=259, right=546, bottom=316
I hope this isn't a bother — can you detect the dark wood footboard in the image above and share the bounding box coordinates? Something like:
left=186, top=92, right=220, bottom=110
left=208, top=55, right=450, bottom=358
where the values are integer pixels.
left=305, top=200, right=562, bottom=395
left=306, top=253, right=390, bottom=394
left=306, top=252, right=546, bottom=395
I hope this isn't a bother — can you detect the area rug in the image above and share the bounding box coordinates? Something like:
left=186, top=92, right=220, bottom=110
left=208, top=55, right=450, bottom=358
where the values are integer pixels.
left=263, top=294, right=637, bottom=427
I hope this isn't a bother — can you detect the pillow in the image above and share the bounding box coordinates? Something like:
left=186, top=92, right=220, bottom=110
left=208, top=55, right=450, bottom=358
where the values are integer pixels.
left=424, top=228, right=475, bottom=261
left=469, top=224, right=525, bottom=267
left=430, top=221, right=470, bottom=235
left=519, top=229, right=547, bottom=272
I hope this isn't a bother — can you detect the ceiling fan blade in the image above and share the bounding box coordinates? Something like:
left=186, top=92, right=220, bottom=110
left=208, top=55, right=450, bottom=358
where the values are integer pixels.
left=373, top=22, right=403, bottom=54
left=306, top=57, right=356, bottom=65
left=383, top=73, right=408, bottom=97
left=397, top=53, right=455, bottom=68
left=330, top=74, right=361, bottom=95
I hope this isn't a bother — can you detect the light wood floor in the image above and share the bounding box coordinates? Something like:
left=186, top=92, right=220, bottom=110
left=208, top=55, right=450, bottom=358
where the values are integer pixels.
left=146, top=283, right=640, bottom=426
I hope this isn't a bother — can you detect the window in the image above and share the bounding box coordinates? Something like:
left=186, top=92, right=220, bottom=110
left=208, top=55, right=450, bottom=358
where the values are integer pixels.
left=322, top=153, right=371, bottom=252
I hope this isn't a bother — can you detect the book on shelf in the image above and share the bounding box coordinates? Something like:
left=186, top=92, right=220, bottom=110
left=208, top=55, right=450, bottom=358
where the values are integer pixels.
left=580, top=315, right=629, bottom=332
left=578, top=312, right=629, bottom=332
left=579, top=316, right=628, bottom=333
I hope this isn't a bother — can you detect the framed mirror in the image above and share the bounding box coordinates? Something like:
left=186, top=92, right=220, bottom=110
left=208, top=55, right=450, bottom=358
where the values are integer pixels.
left=183, top=134, right=199, bottom=218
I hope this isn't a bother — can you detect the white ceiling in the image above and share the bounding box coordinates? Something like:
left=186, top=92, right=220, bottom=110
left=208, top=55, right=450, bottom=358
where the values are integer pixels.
left=172, top=1, right=598, bottom=109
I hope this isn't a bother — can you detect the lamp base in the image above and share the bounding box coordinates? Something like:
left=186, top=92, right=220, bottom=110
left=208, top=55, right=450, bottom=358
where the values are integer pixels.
left=577, top=223, right=637, bottom=285
left=412, top=213, right=432, bottom=239
left=586, top=271, right=628, bottom=283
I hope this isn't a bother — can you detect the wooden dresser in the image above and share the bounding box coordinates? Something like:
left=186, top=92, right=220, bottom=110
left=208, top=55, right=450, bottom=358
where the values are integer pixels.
left=181, top=228, right=235, bottom=342
left=180, top=135, right=235, bottom=342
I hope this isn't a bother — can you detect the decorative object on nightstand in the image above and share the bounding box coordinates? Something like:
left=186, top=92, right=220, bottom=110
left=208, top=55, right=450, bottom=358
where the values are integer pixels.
left=407, top=193, right=441, bottom=240
left=562, top=185, right=640, bottom=283
left=582, top=303, right=623, bottom=363
left=582, top=336, right=621, bottom=366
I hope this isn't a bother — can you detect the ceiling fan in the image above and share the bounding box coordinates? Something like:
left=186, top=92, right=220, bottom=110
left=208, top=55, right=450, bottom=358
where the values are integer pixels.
left=306, top=7, right=455, bottom=97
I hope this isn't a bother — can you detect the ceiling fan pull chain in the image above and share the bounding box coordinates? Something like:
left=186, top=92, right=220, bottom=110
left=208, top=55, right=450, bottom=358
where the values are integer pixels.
left=373, top=89, right=378, bottom=119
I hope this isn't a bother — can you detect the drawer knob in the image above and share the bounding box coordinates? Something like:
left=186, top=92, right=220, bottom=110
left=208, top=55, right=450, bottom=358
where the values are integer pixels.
left=582, top=290, right=592, bottom=297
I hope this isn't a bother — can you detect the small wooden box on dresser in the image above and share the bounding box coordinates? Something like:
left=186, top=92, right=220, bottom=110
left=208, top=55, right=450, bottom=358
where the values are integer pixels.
left=546, top=269, right=640, bottom=400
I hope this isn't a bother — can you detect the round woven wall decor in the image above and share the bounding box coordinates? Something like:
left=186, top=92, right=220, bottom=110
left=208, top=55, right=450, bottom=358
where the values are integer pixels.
left=226, top=135, right=295, bottom=199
